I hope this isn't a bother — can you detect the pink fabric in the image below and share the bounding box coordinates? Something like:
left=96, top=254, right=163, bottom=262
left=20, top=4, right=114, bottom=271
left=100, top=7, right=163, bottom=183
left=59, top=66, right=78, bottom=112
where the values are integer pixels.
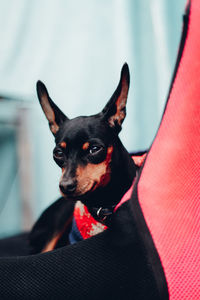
left=138, top=0, right=200, bottom=298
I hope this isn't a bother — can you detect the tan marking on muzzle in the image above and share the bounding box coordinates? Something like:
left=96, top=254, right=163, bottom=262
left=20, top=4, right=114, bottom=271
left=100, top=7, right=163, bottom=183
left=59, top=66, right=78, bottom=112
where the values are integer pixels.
left=76, top=146, right=113, bottom=195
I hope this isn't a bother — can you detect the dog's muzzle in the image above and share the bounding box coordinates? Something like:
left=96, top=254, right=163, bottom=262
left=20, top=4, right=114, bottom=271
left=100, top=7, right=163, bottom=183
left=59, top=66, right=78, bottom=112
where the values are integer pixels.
left=59, top=179, right=77, bottom=196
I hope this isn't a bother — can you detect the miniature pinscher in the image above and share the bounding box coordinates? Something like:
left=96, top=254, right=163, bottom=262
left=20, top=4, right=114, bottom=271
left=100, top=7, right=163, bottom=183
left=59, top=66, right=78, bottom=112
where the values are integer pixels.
left=29, top=63, right=138, bottom=253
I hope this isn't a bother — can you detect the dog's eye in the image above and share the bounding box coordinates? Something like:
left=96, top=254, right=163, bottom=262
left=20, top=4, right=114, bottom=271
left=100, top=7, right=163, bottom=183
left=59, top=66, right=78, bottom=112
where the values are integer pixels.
left=53, top=149, right=64, bottom=159
left=89, top=145, right=102, bottom=155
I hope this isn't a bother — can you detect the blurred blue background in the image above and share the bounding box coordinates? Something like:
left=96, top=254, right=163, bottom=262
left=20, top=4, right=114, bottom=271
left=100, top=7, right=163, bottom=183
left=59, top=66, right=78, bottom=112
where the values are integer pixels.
left=0, top=0, right=186, bottom=237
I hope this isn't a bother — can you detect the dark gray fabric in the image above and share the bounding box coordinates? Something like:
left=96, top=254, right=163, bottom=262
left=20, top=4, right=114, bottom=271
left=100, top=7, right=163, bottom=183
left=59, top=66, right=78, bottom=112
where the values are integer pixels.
left=0, top=202, right=162, bottom=300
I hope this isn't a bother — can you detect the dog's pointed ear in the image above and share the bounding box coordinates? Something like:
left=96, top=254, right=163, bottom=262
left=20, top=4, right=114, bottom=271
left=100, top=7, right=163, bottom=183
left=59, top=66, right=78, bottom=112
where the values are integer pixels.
left=36, top=81, right=68, bottom=135
left=101, top=63, right=130, bottom=133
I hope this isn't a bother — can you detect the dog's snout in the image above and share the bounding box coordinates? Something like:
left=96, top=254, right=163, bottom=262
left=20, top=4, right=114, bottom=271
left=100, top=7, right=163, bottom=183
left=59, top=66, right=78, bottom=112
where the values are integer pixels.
left=59, top=179, right=77, bottom=195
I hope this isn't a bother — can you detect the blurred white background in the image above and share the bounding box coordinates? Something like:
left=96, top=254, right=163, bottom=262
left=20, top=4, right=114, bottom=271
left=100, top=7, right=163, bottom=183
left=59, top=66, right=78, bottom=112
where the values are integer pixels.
left=0, top=0, right=186, bottom=237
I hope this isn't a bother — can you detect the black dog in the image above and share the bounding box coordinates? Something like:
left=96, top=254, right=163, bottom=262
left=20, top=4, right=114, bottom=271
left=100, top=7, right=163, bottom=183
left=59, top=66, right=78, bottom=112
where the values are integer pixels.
left=29, top=63, right=138, bottom=253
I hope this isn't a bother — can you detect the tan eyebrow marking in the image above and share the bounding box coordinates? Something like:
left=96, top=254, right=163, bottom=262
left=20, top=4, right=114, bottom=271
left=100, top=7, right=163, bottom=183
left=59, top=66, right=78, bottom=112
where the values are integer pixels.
left=60, top=141, right=67, bottom=149
left=82, top=142, right=90, bottom=151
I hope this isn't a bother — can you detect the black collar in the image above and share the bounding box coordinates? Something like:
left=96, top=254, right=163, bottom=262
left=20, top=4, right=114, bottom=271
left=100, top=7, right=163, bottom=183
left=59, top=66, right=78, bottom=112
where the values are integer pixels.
left=89, top=205, right=116, bottom=225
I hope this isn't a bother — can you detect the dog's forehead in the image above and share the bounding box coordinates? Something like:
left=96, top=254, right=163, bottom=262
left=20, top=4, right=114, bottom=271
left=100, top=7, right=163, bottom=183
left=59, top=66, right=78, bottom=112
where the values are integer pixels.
left=56, top=115, right=107, bottom=143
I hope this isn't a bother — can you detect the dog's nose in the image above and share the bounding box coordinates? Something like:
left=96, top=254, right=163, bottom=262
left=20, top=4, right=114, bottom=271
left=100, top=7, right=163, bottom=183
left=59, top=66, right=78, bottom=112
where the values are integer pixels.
left=59, top=180, right=77, bottom=195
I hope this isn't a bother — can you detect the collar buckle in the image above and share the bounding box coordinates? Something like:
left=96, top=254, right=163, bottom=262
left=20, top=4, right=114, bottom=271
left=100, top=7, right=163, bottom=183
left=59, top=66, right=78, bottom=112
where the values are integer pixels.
left=95, top=206, right=115, bottom=224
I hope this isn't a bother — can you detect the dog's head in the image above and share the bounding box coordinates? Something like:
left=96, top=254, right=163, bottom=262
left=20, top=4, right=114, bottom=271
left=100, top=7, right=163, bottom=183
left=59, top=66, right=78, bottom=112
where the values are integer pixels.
left=36, top=64, right=130, bottom=200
